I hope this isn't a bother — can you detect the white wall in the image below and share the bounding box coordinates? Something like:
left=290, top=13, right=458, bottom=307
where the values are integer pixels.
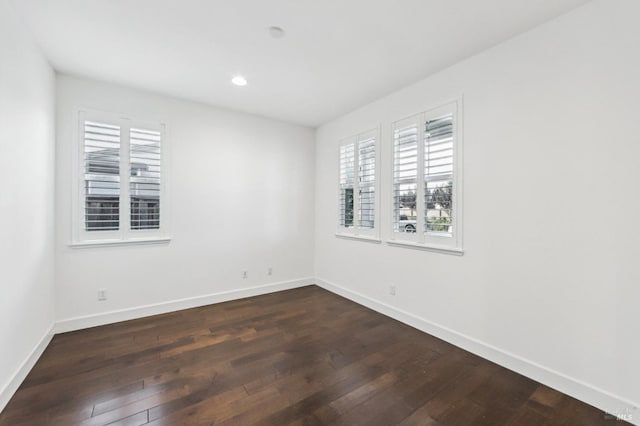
left=315, top=0, right=639, bottom=418
left=55, top=76, right=315, bottom=328
left=0, top=0, right=56, bottom=411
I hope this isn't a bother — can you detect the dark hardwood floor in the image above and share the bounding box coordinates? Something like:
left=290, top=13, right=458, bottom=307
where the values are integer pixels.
left=0, top=285, right=626, bottom=425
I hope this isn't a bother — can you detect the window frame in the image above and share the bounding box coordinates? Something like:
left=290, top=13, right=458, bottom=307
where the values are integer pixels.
left=71, top=109, right=170, bottom=247
left=336, top=128, right=381, bottom=242
left=388, top=100, right=463, bottom=254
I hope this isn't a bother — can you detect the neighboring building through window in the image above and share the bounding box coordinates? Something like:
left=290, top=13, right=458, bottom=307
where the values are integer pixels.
left=74, top=110, right=165, bottom=244
left=391, top=101, right=462, bottom=251
left=338, top=129, right=378, bottom=239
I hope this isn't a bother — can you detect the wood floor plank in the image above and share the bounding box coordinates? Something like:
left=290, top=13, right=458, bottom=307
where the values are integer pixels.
left=0, top=285, right=627, bottom=426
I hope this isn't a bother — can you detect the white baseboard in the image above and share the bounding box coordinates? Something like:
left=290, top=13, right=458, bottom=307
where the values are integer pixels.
left=54, top=277, right=314, bottom=334
left=0, top=325, right=54, bottom=414
left=315, top=278, right=639, bottom=425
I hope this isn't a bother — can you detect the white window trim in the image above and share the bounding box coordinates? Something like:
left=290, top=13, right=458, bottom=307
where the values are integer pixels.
left=71, top=108, right=171, bottom=247
left=69, top=237, right=172, bottom=249
left=336, top=127, right=381, bottom=241
left=386, top=239, right=463, bottom=255
left=387, top=99, right=463, bottom=254
left=334, top=233, right=382, bottom=244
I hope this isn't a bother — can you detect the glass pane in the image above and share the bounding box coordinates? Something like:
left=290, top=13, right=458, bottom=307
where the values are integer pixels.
left=424, top=113, right=454, bottom=236
left=131, top=197, right=160, bottom=230
left=341, top=188, right=354, bottom=227
left=85, top=196, right=119, bottom=231
left=393, top=124, right=418, bottom=233
left=130, top=128, right=161, bottom=230
left=339, top=143, right=355, bottom=228
left=425, top=180, right=453, bottom=235
left=358, top=137, right=375, bottom=229
left=84, top=121, right=120, bottom=231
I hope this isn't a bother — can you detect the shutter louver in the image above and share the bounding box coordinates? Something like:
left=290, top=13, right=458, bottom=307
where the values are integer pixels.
left=358, top=137, right=375, bottom=229
left=393, top=123, right=418, bottom=233
left=83, top=121, right=121, bottom=231
left=339, top=143, right=355, bottom=227
left=130, top=128, right=161, bottom=230
left=424, top=114, right=454, bottom=235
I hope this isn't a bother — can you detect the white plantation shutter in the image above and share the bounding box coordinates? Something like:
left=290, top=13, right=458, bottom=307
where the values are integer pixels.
left=338, top=130, right=378, bottom=236
left=83, top=120, right=121, bottom=231
left=358, top=136, right=375, bottom=229
left=130, top=128, right=162, bottom=230
left=75, top=110, right=166, bottom=244
left=424, top=114, right=454, bottom=236
left=393, top=118, right=419, bottom=234
left=391, top=101, right=461, bottom=251
left=339, top=142, right=355, bottom=227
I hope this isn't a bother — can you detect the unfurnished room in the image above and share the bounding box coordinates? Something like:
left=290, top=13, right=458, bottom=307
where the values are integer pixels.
left=0, top=0, right=638, bottom=424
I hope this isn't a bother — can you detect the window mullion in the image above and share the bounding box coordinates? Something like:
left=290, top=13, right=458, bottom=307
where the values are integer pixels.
left=416, top=115, right=425, bottom=240
left=77, top=111, right=86, bottom=241
left=354, top=139, right=361, bottom=230
left=120, top=121, right=131, bottom=239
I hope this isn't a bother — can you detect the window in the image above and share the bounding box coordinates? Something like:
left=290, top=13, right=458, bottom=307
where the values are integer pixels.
left=391, top=101, right=462, bottom=252
left=339, top=143, right=355, bottom=228
left=338, top=129, right=379, bottom=239
left=73, top=110, right=167, bottom=245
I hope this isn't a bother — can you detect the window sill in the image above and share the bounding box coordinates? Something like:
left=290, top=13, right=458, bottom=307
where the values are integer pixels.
left=335, top=233, right=382, bottom=244
left=386, top=239, right=463, bottom=256
left=70, top=237, right=172, bottom=248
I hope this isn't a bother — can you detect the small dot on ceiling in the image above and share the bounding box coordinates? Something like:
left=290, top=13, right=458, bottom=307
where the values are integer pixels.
left=268, top=26, right=285, bottom=38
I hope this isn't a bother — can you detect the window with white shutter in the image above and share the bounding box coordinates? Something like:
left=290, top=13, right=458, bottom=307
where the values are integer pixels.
left=393, top=118, right=419, bottom=236
left=358, top=136, right=375, bottom=229
left=424, top=113, right=454, bottom=236
left=390, top=101, right=462, bottom=253
left=339, top=142, right=355, bottom=228
left=130, top=128, right=161, bottom=230
left=337, top=129, right=379, bottom=239
left=74, top=110, right=167, bottom=245
left=83, top=120, right=121, bottom=232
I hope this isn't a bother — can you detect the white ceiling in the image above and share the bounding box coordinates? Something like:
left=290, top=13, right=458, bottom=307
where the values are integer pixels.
left=12, top=0, right=590, bottom=127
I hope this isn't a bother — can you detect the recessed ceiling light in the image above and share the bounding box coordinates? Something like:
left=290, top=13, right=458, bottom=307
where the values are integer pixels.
left=268, top=26, right=285, bottom=38
left=231, top=75, right=247, bottom=86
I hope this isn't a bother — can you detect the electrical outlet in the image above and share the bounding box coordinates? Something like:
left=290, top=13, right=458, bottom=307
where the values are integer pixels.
left=389, top=284, right=396, bottom=296
left=98, top=288, right=108, bottom=301
left=267, top=266, right=273, bottom=276
left=242, top=270, right=248, bottom=279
